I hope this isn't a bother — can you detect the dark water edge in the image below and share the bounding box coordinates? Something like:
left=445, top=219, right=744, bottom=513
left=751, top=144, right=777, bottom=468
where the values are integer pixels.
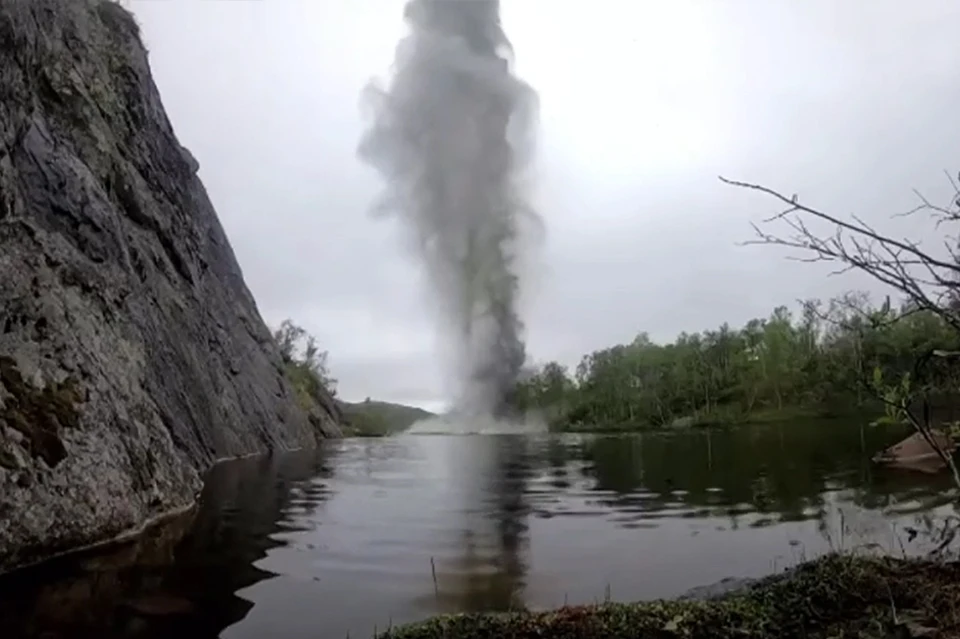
left=1, top=422, right=956, bottom=639
left=0, top=452, right=334, bottom=639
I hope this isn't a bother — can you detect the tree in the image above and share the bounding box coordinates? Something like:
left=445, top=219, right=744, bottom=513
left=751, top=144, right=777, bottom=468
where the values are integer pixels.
left=272, top=319, right=338, bottom=405
left=721, top=172, right=960, bottom=487
left=721, top=174, right=960, bottom=330
left=273, top=319, right=306, bottom=365
left=510, top=290, right=957, bottom=439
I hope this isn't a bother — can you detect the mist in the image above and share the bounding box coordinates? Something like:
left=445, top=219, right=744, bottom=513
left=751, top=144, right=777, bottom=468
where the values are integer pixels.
left=357, top=0, right=539, bottom=418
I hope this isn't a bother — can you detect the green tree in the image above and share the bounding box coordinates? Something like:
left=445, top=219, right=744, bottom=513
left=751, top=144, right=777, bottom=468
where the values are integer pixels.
left=272, top=319, right=337, bottom=410
left=722, top=172, right=960, bottom=487
left=510, top=292, right=959, bottom=436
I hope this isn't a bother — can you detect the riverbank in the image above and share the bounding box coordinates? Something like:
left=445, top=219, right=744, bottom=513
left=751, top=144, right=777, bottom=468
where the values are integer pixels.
left=549, top=404, right=873, bottom=434
left=380, top=553, right=958, bottom=638
left=338, top=399, right=435, bottom=437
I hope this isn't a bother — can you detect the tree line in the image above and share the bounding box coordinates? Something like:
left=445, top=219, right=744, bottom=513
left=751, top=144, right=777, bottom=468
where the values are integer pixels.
left=509, top=293, right=960, bottom=430
left=270, top=167, right=960, bottom=464
left=513, top=168, right=960, bottom=447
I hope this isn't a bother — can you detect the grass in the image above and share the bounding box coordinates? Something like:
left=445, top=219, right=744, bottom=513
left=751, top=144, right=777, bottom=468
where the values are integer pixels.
left=376, top=553, right=960, bottom=638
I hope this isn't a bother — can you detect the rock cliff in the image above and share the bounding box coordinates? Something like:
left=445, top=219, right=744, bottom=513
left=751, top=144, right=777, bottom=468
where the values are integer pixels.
left=0, top=0, right=341, bottom=573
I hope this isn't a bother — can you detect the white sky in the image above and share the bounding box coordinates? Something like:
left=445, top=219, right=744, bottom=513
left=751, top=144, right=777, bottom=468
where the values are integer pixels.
left=127, top=0, right=960, bottom=412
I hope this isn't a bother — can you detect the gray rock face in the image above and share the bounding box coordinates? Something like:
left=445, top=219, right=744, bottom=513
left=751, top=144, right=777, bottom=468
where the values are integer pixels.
left=0, top=0, right=341, bottom=573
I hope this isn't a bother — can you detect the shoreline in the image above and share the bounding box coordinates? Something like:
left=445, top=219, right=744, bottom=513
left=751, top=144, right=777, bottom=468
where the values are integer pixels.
left=379, top=553, right=958, bottom=638
left=1, top=438, right=954, bottom=637
left=0, top=501, right=199, bottom=579
left=0, top=444, right=312, bottom=578
left=550, top=406, right=878, bottom=434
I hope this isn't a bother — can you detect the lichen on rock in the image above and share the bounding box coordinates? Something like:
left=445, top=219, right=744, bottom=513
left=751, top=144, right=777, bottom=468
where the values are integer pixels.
left=0, top=355, right=83, bottom=468
left=0, top=0, right=341, bottom=573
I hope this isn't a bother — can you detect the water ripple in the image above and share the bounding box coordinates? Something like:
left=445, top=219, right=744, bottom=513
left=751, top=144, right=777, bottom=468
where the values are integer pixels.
left=2, top=424, right=957, bottom=639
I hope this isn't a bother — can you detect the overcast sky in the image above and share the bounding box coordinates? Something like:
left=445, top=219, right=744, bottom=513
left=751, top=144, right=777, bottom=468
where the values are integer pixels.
left=127, top=0, right=960, bottom=411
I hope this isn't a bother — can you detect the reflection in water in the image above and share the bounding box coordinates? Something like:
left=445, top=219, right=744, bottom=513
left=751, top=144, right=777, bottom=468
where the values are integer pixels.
left=0, top=509, right=198, bottom=639
left=578, top=421, right=955, bottom=525
left=435, top=435, right=533, bottom=613
left=490, top=436, right=532, bottom=610
left=1, top=420, right=957, bottom=639
left=0, top=449, right=337, bottom=639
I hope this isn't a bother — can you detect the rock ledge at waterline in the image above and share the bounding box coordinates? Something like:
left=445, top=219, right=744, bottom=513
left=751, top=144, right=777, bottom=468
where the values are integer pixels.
left=0, top=0, right=341, bottom=573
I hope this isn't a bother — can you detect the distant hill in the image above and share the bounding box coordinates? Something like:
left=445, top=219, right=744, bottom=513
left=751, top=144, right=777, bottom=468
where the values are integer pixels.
left=337, top=399, right=435, bottom=436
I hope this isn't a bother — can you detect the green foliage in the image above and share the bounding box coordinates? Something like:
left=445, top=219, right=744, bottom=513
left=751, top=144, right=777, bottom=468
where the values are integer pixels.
left=380, top=554, right=960, bottom=639
left=271, top=320, right=434, bottom=437
left=272, top=319, right=337, bottom=411
left=512, top=292, right=960, bottom=432
left=339, top=399, right=434, bottom=437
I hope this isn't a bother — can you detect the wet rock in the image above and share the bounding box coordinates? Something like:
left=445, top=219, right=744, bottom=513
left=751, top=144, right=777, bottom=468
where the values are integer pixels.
left=0, top=0, right=341, bottom=573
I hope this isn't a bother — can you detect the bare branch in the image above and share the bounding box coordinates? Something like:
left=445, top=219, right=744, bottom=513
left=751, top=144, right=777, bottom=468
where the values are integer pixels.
left=721, top=174, right=960, bottom=334
left=725, top=171, right=960, bottom=491
left=719, top=176, right=960, bottom=274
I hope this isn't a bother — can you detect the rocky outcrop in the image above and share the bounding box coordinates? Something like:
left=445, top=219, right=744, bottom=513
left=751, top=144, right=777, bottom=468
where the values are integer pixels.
left=0, top=0, right=341, bottom=573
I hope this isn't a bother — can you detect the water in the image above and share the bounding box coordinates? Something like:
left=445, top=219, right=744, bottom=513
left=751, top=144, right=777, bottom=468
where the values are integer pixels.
left=2, top=420, right=956, bottom=639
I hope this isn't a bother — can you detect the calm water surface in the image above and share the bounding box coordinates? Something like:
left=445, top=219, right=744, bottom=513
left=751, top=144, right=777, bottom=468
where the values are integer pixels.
left=2, top=421, right=956, bottom=639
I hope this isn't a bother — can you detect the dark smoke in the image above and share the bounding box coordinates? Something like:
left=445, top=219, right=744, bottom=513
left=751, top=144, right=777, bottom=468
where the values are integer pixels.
left=357, top=0, right=539, bottom=417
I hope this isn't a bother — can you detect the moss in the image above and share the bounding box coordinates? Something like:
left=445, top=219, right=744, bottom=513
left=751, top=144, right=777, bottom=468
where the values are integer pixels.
left=0, top=442, right=19, bottom=469
left=380, top=554, right=960, bottom=639
left=0, top=356, right=84, bottom=468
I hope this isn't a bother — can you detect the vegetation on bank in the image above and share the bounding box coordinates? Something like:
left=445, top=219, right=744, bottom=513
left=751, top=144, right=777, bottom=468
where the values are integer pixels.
left=272, top=320, right=432, bottom=436
left=273, top=319, right=338, bottom=410
left=375, top=172, right=960, bottom=638
left=513, top=171, right=960, bottom=440
left=271, top=292, right=960, bottom=438
left=379, top=553, right=957, bottom=639
left=271, top=169, right=960, bottom=466
left=338, top=399, right=434, bottom=437
left=509, top=292, right=960, bottom=432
